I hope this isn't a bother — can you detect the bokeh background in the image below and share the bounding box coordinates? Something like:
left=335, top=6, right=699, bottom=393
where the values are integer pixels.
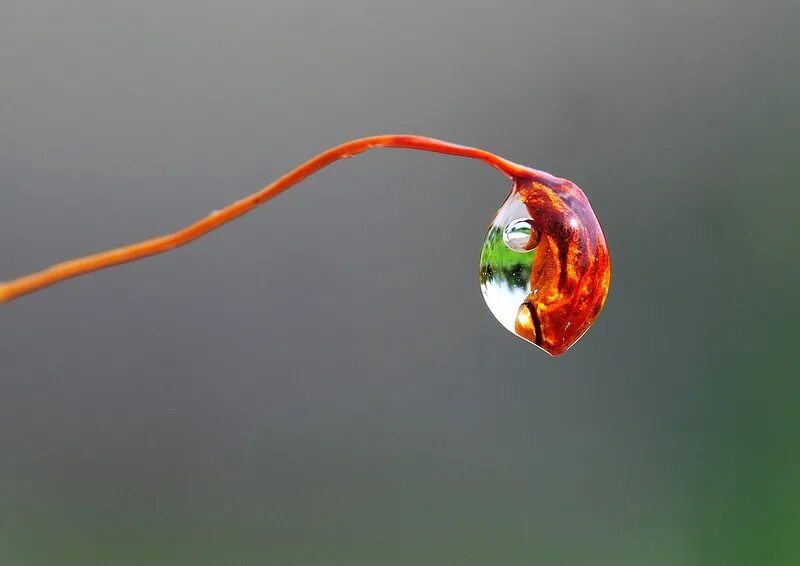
left=1, top=1, right=798, bottom=564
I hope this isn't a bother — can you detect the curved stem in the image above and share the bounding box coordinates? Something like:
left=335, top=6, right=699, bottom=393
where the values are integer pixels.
left=0, top=135, right=529, bottom=304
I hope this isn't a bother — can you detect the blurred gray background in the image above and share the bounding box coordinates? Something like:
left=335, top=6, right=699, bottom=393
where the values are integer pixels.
left=1, top=1, right=798, bottom=564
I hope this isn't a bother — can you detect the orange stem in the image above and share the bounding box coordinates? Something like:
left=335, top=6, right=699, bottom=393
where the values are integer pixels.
left=0, top=135, right=528, bottom=304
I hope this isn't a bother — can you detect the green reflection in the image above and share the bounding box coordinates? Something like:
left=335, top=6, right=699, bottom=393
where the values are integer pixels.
left=479, top=226, right=537, bottom=289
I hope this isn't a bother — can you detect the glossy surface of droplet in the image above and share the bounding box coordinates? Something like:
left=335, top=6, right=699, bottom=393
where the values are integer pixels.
left=479, top=175, right=611, bottom=356
left=480, top=190, right=538, bottom=334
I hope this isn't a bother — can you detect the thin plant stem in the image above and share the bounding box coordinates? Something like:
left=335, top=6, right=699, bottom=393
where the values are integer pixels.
left=0, top=135, right=529, bottom=304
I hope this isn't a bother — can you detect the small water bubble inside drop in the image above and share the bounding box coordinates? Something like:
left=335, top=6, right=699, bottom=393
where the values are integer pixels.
left=503, top=218, right=540, bottom=252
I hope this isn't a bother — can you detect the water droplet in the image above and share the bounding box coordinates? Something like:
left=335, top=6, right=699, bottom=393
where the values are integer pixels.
left=503, top=218, right=540, bottom=252
left=479, top=189, right=538, bottom=337
left=479, top=176, right=611, bottom=356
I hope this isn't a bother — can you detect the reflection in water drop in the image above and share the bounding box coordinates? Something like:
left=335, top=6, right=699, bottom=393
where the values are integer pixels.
left=479, top=190, right=538, bottom=336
